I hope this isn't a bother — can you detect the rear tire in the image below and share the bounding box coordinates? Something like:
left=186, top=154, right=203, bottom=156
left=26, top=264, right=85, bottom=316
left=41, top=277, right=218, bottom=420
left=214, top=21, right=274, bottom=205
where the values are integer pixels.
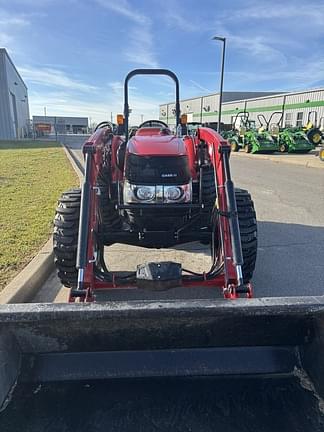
left=235, top=189, right=258, bottom=284
left=307, top=128, right=322, bottom=145
left=202, top=166, right=216, bottom=207
left=97, top=167, right=122, bottom=230
left=199, top=166, right=216, bottom=243
left=53, top=189, right=80, bottom=288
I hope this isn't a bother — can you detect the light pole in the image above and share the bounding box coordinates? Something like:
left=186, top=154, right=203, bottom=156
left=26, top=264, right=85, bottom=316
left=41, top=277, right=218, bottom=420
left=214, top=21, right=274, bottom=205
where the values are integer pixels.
left=141, top=114, right=144, bottom=123
left=212, top=36, right=226, bottom=133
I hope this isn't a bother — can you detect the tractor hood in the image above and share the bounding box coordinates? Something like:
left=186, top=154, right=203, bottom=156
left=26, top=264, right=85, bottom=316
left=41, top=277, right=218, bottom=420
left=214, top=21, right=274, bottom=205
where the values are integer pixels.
left=128, top=135, right=187, bottom=156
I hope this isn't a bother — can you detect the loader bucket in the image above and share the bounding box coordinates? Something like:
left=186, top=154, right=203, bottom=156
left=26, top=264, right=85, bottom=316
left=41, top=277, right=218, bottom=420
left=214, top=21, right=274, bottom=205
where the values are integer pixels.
left=1, top=296, right=324, bottom=431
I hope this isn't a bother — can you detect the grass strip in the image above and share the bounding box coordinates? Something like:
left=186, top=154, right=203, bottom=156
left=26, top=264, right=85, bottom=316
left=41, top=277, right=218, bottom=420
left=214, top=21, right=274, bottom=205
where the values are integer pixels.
left=0, top=140, right=78, bottom=291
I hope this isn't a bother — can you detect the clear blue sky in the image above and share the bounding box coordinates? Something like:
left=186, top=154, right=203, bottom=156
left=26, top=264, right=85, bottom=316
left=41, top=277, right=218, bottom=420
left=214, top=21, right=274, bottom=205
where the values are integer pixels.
left=1, top=0, right=324, bottom=124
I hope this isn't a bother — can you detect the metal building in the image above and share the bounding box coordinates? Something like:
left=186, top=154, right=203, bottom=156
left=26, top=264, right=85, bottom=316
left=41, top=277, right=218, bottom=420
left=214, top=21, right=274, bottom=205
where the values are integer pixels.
left=32, top=116, right=88, bottom=136
left=159, top=91, right=280, bottom=126
left=0, top=48, right=30, bottom=139
left=160, top=88, right=324, bottom=129
left=221, top=89, right=324, bottom=128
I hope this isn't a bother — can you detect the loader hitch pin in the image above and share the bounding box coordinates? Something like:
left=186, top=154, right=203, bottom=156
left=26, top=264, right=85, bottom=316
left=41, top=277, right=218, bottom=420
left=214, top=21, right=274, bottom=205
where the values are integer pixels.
left=77, top=268, right=84, bottom=286
left=92, top=186, right=101, bottom=196
left=236, top=264, right=243, bottom=286
left=88, top=251, right=98, bottom=264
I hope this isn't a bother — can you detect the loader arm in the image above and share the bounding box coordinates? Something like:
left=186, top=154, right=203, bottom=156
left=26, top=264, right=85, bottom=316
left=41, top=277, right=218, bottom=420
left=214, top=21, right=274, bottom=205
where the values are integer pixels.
left=197, top=127, right=246, bottom=296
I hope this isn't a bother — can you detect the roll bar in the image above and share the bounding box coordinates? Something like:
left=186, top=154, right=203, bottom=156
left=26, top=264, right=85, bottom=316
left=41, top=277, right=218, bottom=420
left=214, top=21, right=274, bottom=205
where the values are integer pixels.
left=124, top=69, right=180, bottom=142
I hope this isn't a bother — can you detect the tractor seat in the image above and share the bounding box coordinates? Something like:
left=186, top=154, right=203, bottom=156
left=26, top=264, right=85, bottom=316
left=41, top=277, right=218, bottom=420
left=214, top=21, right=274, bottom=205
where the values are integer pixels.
left=135, top=127, right=171, bottom=136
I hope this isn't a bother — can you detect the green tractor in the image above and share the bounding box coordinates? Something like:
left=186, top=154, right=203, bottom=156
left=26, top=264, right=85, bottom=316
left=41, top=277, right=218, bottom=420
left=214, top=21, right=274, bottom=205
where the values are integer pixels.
left=243, top=114, right=279, bottom=154
left=317, top=117, right=324, bottom=161
left=223, top=111, right=279, bottom=153
left=278, top=111, right=316, bottom=153
left=257, top=112, right=281, bottom=146
left=304, top=111, right=323, bottom=146
left=222, top=111, right=249, bottom=152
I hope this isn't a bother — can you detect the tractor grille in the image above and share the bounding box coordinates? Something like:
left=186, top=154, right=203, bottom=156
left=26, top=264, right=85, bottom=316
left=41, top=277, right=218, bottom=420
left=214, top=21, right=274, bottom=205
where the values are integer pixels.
left=125, top=154, right=191, bottom=185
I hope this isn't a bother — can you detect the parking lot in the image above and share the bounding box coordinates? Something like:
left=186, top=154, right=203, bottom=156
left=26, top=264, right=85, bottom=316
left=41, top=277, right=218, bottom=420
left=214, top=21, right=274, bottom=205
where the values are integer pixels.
left=34, top=144, right=324, bottom=301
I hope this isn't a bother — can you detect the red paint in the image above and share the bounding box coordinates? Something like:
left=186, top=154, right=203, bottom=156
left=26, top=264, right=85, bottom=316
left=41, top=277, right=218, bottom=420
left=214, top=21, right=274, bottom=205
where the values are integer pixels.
left=128, top=135, right=187, bottom=156
left=72, top=125, right=251, bottom=302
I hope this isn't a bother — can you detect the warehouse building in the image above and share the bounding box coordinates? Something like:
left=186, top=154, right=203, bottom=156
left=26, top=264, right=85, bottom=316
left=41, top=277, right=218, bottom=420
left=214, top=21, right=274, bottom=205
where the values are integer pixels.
left=160, top=88, right=324, bottom=129
left=32, top=116, right=88, bottom=136
left=0, top=48, right=30, bottom=139
left=160, top=91, right=278, bottom=126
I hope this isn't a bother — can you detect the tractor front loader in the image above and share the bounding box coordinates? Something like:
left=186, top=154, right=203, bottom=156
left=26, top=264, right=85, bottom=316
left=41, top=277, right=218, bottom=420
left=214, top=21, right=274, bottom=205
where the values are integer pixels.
left=1, top=69, right=324, bottom=432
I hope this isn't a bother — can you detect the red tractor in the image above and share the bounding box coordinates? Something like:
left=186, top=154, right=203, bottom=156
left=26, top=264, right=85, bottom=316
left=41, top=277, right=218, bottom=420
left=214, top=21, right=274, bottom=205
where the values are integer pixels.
left=53, top=69, right=257, bottom=301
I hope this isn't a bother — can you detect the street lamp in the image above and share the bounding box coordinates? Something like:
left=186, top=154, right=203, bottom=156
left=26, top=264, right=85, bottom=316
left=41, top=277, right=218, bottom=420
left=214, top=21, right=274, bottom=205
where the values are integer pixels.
left=212, top=36, right=226, bottom=133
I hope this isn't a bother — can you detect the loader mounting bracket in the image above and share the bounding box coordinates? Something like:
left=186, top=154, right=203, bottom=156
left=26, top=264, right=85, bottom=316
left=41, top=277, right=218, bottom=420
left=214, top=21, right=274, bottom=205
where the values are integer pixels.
left=136, top=261, right=182, bottom=291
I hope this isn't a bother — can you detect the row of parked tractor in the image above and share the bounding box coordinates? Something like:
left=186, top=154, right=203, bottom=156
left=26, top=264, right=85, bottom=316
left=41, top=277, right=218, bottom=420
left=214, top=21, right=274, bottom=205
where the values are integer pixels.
left=221, top=111, right=324, bottom=160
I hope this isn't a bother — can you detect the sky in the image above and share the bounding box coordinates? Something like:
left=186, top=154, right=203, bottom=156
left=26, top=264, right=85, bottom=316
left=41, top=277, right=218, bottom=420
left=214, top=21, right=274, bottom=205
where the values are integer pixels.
left=1, top=0, right=324, bottom=124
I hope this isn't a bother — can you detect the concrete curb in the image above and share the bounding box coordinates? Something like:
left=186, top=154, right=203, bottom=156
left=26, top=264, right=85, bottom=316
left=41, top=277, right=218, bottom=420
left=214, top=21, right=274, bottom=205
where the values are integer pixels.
left=0, top=144, right=82, bottom=304
left=0, top=239, right=54, bottom=304
left=231, top=151, right=324, bottom=169
left=62, top=144, right=84, bottom=183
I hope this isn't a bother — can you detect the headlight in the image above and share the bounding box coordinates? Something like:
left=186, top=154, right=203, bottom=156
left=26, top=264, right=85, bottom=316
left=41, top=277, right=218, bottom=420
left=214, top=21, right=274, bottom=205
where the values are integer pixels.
left=164, top=183, right=191, bottom=203
left=123, top=182, right=155, bottom=203
left=123, top=181, right=191, bottom=204
left=164, top=186, right=182, bottom=201
left=136, top=186, right=155, bottom=201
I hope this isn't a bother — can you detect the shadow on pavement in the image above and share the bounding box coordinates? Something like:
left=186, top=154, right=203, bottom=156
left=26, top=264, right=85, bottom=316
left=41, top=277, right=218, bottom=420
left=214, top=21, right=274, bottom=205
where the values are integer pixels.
left=253, top=221, right=324, bottom=298
left=38, top=220, right=324, bottom=303
left=170, top=220, right=324, bottom=298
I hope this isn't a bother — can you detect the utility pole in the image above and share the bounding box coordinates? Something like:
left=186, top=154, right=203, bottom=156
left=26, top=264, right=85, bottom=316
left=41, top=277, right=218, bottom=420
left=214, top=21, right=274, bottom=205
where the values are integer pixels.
left=212, top=36, right=226, bottom=133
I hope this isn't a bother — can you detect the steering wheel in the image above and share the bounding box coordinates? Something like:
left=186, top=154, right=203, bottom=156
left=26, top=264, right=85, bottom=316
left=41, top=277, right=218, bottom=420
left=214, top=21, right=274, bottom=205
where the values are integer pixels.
left=138, top=120, right=169, bottom=129
left=94, top=121, right=115, bottom=132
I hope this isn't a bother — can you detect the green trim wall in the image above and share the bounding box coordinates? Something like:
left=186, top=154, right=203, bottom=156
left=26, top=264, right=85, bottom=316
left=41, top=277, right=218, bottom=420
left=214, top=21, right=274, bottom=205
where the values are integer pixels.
left=161, top=99, right=324, bottom=121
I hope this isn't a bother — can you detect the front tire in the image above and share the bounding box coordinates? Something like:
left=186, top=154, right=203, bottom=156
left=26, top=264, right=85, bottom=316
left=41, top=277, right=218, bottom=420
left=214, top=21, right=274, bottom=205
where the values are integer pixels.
left=53, top=189, right=80, bottom=288
left=279, top=143, right=288, bottom=153
left=230, top=140, right=239, bottom=152
left=244, top=144, right=252, bottom=153
left=320, top=148, right=324, bottom=161
left=235, top=189, right=258, bottom=284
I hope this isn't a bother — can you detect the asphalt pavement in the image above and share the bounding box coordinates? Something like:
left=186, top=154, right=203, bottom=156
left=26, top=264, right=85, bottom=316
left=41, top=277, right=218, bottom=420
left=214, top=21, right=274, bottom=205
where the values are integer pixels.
left=34, top=145, right=324, bottom=301
left=230, top=155, right=324, bottom=297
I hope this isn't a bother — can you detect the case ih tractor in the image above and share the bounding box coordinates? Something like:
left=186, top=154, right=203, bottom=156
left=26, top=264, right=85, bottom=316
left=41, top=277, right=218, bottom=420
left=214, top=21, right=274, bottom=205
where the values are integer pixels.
left=2, top=70, right=324, bottom=432
left=53, top=69, right=257, bottom=301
